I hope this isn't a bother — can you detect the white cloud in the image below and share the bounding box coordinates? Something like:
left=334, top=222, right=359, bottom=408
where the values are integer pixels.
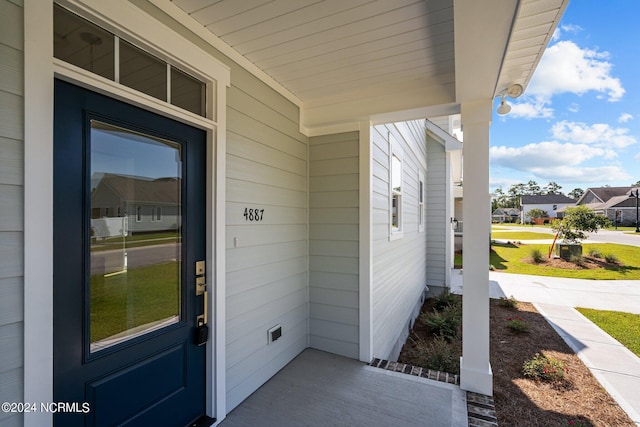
left=491, top=141, right=631, bottom=183
left=528, top=40, right=625, bottom=103
left=618, top=113, right=634, bottom=123
left=551, top=24, right=581, bottom=42
left=635, top=152, right=640, bottom=161
left=526, top=166, right=631, bottom=183
left=508, top=99, right=554, bottom=119
left=551, top=120, right=636, bottom=148
left=491, top=141, right=606, bottom=169
left=568, top=103, right=580, bottom=113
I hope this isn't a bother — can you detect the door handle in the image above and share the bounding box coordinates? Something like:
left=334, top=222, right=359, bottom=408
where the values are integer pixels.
left=194, top=265, right=208, bottom=346
left=195, top=276, right=207, bottom=326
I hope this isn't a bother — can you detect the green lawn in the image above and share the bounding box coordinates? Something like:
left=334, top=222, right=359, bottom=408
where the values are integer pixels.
left=490, top=242, right=640, bottom=279
left=90, top=262, right=181, bottom=342
left=491, top=231, right=555, bottom=240
left=576, top=308, right=640, bottom=357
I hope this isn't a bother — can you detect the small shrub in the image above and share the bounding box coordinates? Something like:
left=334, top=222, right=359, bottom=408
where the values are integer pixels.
left=489, top=264, right=496, bottom=271
left=587, top=248, right=603, bottom=258
left=506, top=316, right=530, bottom=333
left=432, top=288, right=459, bottom=311
left=414, top=336, right=459, bottom=374
left=498, top=295, right=519, bottom=309
left=530, top=248, right=544, bottom=264
left=569, top=254, right=586, bottom=267
left=604, top=253, right=619, bottom=264
left=522, top=353, right=568, bottom=382
left=423, top=304, right=461, bottom=341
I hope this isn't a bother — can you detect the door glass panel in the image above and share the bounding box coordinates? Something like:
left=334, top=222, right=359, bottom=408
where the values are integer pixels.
left=89, top=121, right=182, bottom=352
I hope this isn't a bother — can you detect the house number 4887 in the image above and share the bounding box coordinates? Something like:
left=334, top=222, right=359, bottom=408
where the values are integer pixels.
left=243, top=208, right=265, bottom=222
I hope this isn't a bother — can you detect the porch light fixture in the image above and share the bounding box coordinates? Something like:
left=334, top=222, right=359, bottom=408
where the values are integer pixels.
left=497, top=95, right=511, bottom=115
left=496, top=83, right=524, bottom=116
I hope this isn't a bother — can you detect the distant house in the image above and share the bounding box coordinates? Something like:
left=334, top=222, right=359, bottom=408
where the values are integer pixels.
left=520, top=194, right=576, bottom=223
left=577, top=187, right=639, bottom=226
left=91, top=173, right=181, bottom=237
left=492, top=207, right=520, bottom=223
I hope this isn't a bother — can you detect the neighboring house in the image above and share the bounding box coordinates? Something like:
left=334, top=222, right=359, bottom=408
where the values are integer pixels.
left=521, top=194, right=576, bottom=223
left=577, top=186, right=639, bottom=226
left=492, top=207, right=520, bottom=223
left=2, top=1, right=567, bottom=426
left=91, top=173, right=181, bottom=237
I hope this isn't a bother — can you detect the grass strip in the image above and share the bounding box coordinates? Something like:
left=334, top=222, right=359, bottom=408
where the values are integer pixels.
left=576, top=308, right=640, bottom=357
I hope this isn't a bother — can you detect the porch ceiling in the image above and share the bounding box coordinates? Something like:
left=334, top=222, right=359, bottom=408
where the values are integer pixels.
left=167, top=0, right=567, bottom=130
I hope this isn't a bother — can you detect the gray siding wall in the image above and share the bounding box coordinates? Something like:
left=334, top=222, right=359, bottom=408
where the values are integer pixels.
left=308, top=131, right=359, bottom=359
left=0, top=0, right=24, bottom=426
left=371, top=121, right=427, bottom=359
left=225, top=73, right=308, bottom=411
left=426, top=137, right=447, bottom=287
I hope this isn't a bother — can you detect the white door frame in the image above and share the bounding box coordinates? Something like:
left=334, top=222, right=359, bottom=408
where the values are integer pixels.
left=23, top=1, right=229, bottom=425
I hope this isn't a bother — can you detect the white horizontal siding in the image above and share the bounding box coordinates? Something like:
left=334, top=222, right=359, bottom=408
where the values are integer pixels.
left=224, top=65, right=308, bottom=411
left=308, top=131, right=359, bottom=359
left=0, top=1, right=23, bottom=425
left=371, top=121, right=428, bottom=359
left=426, top=137, right=447, bottom=286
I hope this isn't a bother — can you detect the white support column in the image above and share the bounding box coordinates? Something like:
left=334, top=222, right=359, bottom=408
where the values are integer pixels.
left=460, top=99, right=493, bottom=396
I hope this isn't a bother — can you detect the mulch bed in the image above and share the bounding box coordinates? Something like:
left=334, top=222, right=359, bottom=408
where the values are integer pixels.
left=520, top=255, right=623, bottom=270
left=398, top=296, right=635, bottom=427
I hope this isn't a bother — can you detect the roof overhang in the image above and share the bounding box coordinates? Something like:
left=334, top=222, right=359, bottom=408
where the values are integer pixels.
left=152, top=0, right=568, bottom=133
left=426, top=119, right=462, bottom=152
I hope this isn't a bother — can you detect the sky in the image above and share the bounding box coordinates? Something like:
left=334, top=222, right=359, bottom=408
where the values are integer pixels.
left=489, top=1, right=640, bottom=195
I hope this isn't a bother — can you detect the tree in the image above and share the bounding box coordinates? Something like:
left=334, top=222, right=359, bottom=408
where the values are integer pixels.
left=525, top=180, right=541, bottom=195
left=492, top=187, right=509, bottom=211
left=632, top=180, right=640, bottom=187
left=551, top=205, right=611, bottom=243
left=543, top=181, right=563, bottom=195
left=508, top=183, right=526, bottom=204
left=526, top=208, right=548, bottom=219
left=568, top=188, right=584, bottom=201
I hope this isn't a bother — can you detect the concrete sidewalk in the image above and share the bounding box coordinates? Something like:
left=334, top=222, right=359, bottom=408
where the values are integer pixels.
left=451, top=270, right=640, bottom=426
left=535, top=303, right=640, bottom=426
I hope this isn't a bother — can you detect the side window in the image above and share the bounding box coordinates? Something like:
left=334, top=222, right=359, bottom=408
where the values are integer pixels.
left=389, top=134, right=403, bottom=240
left=136, top=205, right=142, bottom=222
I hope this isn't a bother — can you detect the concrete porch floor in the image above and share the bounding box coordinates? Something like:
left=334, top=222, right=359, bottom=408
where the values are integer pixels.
left=219, top=349, right=468, bottom=427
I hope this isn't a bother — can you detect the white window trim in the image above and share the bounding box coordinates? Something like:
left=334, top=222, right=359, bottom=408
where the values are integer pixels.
left=389, top=133, right=403, bottom=240
left=418, top=169, right=425, bottom=232
left=24, top=1, right=230, bottom=425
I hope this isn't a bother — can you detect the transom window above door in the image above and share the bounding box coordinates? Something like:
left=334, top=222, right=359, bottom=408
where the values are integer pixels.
left=54, top=3, right=206, bottom=117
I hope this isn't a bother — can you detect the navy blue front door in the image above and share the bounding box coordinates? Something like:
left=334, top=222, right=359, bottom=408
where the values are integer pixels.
left=53, top=80, right=208, bottom=426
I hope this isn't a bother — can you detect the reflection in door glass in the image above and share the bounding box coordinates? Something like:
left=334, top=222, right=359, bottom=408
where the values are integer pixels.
left=89, top=121, right=182, bottom=352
